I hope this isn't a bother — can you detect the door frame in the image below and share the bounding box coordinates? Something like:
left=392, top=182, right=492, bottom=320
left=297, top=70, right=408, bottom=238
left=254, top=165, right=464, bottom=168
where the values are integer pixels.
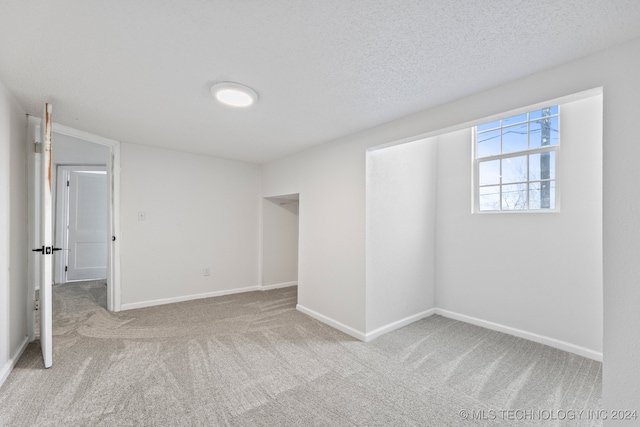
left=27, top=119, right=121, bottom=341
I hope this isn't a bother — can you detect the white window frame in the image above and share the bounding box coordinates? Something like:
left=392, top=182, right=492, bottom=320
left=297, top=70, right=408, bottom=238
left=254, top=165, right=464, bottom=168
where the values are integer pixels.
left=472, top=106, right=561, bottom=213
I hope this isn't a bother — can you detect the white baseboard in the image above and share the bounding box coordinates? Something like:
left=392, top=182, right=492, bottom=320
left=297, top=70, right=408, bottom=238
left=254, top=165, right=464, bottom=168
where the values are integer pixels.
left=365, top=309, right=436, bottom=342
left=295, top=303, right=602, bottom=361
left=435, top=308, right=603, bottom=362
left=119, top=287, right=602, bottom=362
left=261, top=281, right=298, bottom=291
left=0, top=336, right=29, bottom=388
left=120, top=285, right=261, bottom=311
left=296, top=304, right=367, bottom=341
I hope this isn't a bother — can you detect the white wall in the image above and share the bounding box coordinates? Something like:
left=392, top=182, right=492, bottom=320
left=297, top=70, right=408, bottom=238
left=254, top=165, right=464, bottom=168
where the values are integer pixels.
left=262, top=154, right=302, bottom=199
left=435, top=96, right=603, bottom=356
left=262, top=37, right=640, bottom=412
left=119, top=143, right=261, bottom=308
left=0, top=84, right=9, bottom=379
left=366, top=138, right=437, bottom=336
left=8, top=91, right=28, bottom=358
left=0, top=81, right=28, bottom=386
left=52, top=132, right=109, bottom=165
left=263, top=139, right=368, bottom=336
left=262, top=196, right=298, bottom=288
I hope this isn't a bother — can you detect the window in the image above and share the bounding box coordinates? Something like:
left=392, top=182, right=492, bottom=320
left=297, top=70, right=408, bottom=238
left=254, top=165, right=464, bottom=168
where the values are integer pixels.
left=473, top=106, right=559, bottom=212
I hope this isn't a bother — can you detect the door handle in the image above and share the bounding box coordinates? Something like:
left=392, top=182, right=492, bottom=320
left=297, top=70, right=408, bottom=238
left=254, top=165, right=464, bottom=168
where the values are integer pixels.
left=32, top=246, right=63, bottom=255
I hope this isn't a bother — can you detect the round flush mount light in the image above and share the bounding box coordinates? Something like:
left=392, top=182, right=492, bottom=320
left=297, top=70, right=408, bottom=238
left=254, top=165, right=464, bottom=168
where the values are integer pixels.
left=210, top=81, right=258, bottom=107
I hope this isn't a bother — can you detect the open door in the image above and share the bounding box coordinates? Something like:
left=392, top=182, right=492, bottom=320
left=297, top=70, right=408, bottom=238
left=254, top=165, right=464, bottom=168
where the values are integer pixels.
left=34, top=103, right=54, bottom=368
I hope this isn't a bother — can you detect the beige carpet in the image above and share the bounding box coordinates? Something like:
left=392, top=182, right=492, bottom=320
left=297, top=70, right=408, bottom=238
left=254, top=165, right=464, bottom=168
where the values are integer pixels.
left=0, top=281, right=602, bottom=426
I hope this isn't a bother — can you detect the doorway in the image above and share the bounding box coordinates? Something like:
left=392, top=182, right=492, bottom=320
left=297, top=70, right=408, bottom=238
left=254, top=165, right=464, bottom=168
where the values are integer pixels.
left=27, top=119, right=121, bottom=342
left=261, top=194, right=299, bottom=291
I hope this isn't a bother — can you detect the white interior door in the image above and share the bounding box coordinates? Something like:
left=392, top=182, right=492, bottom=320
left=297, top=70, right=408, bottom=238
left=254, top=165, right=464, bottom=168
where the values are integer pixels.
left=37, top=104, right=53, bottom=368
left=66, top=168, right=107, bottom=281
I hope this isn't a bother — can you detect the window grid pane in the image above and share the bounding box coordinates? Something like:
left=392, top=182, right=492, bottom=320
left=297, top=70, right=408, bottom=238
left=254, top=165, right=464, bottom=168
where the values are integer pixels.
left=476, top=107, right=558, bottom=158
left=475, top=106, right=559, bottom=212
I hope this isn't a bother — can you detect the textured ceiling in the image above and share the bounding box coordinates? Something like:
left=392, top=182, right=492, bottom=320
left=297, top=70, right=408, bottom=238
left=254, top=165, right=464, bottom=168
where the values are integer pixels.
left=1, top=1, right=640, bottom=164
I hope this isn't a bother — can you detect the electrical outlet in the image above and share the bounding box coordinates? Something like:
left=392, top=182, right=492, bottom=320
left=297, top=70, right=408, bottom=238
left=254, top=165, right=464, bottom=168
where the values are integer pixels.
left=203, top=267, right=210, bottom=276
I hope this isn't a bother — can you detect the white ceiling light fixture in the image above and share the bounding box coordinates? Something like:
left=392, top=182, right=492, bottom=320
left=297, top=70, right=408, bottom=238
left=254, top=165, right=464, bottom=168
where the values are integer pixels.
left=210, top=81, right=258, bottom=107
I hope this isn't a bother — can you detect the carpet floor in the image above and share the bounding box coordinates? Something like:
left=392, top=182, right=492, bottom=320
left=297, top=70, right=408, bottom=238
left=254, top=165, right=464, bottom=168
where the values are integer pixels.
left=0, top=281, right=602, bottom=426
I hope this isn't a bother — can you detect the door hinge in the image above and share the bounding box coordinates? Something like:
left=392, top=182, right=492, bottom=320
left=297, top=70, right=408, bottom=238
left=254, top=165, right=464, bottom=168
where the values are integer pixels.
left=35, top=300, right=40, bottom=311
left=67, top=180, right=70, bottom=187
left=34, top=142, right=43, bottom=153
left=65, top=266, right=68, bottom=272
